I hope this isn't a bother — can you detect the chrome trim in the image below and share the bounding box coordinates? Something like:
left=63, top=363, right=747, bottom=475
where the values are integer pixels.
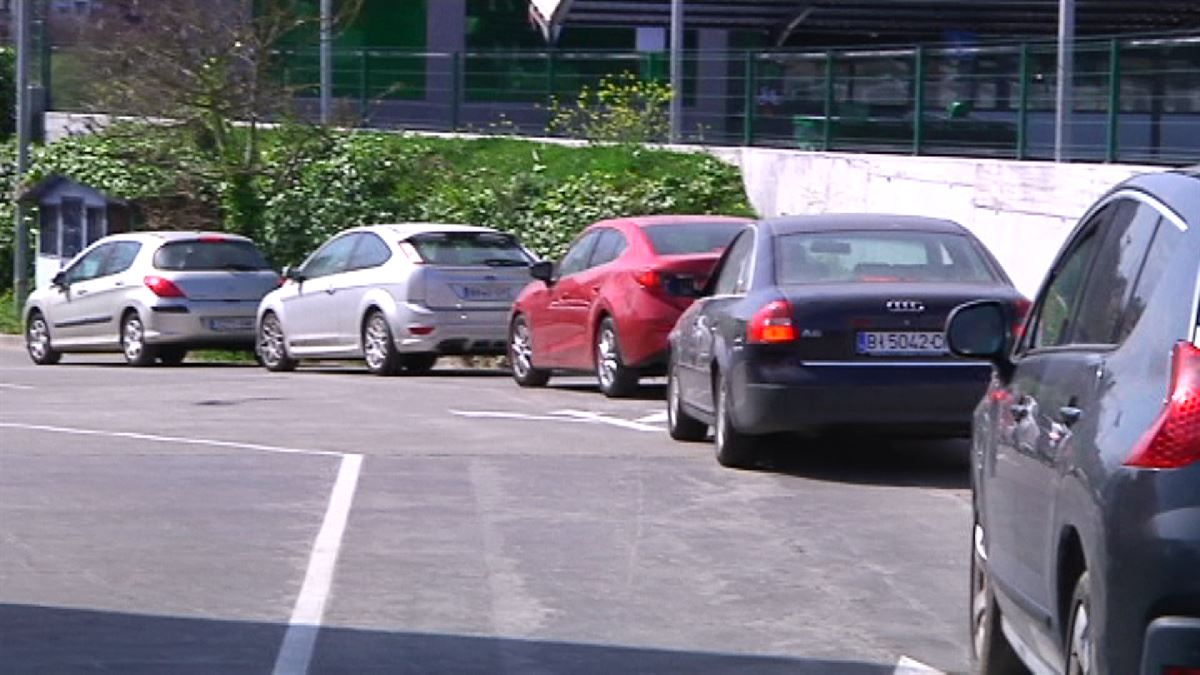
left=885, top=299, right=926, bottom=313
left=1089, top=188, right=1188, bottom=233
left=803, top=360, right=988, bottom=367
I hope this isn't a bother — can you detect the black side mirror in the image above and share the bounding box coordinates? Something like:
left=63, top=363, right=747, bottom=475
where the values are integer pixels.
left=946, top=300, right=1014, bottom=378
left=529, top=261, right=555, bottom=284
left=282, top=265, right=306, bottom=283
left=664, top=275, right=703, bottom=298
left=51, top=271, right=67, bottom=288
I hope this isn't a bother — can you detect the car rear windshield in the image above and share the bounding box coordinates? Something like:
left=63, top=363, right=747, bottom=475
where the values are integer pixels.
left=406, top=232, right=532, bottom=267
left=642, top=222, right=746, bottom=256
left=775, top=231, right=998, bottom=285
left=153, top=239, right=271, bottom=271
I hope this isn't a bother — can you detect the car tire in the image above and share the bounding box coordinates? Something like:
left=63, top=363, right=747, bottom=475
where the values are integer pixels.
left=509, top=315, right=550, bottom=388
left=400, top=353, right=438, bottom=375
left=25, top=311, right=61, bottom=366
left=257, top=312, right=297, bottom=372
left=970, top=522, right=1027, bottom=674
left=595, top=317, right=638, bottom=398
left=1065, top=572, right=1095, bottom=675
left=667, top=355, right=707, bottom=442
left=158, top=347, right=188, bottom=366
left=121, top=311, right=158, bottom=367
left=362, top=311, right=401, bottom=376
left=714, top=372, right=758, bottom=468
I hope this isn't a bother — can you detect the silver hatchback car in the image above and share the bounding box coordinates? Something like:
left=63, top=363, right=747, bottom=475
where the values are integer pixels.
left=24, top=232, right=281, bottom=366
left=255, top=224, right=534, bottom=375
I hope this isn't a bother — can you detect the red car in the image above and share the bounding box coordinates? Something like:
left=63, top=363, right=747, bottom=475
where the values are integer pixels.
left=508, top=215, right=751, bottom=397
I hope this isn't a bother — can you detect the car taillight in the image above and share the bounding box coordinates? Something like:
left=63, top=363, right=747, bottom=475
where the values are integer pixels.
left=144, top=276, right=186, bottom=298
left=1012, top=298, right=1032, bottom=339
left=198, top=235, right=227, bottom=243
left=1125, top=342, right=1200, bottom=469
left=1164, top=667, right=1200, bottom=675
left=748, top=300, right=796, bottom=344
left=634, top=269, right=661, bottom=289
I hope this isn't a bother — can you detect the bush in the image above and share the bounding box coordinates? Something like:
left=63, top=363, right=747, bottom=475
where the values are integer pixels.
left=0, top=48, right=13, bottom=140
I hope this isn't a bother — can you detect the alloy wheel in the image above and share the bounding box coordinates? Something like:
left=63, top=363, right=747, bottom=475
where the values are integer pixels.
left=596, top=325, right=619, bottom=390
left=1068, top=600, right=1093, bottom=675
left=259, top=315, right=287, bottom=368
left=123, top=316, right=145, bottom=361
left=27, top=316, right=50, bottom=361
left=511, top=320, right=534, bottom=378
left=970, top=526, right=989, bottom=659
left=364, top=314, right=391, bottom=372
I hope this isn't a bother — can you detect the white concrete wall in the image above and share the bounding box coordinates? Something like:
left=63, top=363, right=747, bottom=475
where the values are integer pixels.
left=707, top=147, right=1164, bottom=297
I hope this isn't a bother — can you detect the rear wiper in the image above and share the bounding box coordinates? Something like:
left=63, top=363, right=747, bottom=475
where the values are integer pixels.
left=482, top=259, right=528, bottom=267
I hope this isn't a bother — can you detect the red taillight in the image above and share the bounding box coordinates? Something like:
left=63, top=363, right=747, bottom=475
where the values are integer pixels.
left=408, top=325, right=435, bottom=336
left=144, top=276, right=186, bottom=298
left=634, top=269, right=661, bottom=289
left=1164, top=668, right=1200, bottom=675
left=1012, top=298, right=1032, bottom=339
left=748, top=300, right=797, bottom=344
left=198, top=235, right=227, bottom=243
left=1125, top=342, right=1200, bottom=469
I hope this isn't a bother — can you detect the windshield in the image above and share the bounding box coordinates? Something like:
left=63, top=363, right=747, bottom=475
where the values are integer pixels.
left=775, top=231, right=998, bottom=284
left=406, top=231, right=532, bottom=267
left=153, top=239, right=271, bottom=272
left=642, top=222, right=746, bottom=256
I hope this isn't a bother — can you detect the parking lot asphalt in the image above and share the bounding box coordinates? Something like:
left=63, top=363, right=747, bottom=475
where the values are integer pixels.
left=0, top=346, right=973, bottom=674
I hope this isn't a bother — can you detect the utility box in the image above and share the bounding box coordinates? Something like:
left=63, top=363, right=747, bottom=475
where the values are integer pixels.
left=18, top=175, right=133, bottom=290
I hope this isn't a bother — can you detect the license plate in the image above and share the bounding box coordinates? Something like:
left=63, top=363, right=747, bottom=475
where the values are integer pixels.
left=456, top=283, right=513, bottom=302
left=209, top=317, right=255, bottom=332
left=856, top=331, right=946, bottom=355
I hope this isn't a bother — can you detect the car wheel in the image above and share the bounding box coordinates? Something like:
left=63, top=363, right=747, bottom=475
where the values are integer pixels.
left=1065, top=572, right=1095, bottom=675
left=158, top=347, right=188, bottom=366
left=362, top=311, right=401, bottom=376
left=121, top=312, right=158, bottom=367
left=714, top=372, right=758, bottom=468
left=595, top=317, right=638, bottom=398
left=970, top=522, right=1027, bottom=674
left=667, top=355, right=707, bottom=442
left=399, top=353, right=438, bottom=375
left=257, top=312, right=297, bottom=372
left=509, top=315, right=550, bottom=388
left=25, top=312, right=61, bottom=365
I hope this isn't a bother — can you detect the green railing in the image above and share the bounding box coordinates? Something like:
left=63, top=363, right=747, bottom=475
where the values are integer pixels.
left=48, top=34, right=1200, bottom=164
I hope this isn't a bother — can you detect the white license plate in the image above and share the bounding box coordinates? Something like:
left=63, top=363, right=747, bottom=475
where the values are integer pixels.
left=456, top=284, right=512, bottom=302
left=856, top=331, right=946, bottom=355
left=209, top=317, right=255, bottom=332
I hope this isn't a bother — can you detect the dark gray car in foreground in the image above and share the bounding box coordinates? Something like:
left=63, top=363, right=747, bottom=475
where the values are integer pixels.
left=664, top=214, right=1027, bottom=468
left=948, top=168, right=1200, bottom=674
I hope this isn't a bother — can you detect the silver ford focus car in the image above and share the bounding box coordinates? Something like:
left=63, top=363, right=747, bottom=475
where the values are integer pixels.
left=255, top=224, right=535, bottom=375
left=24, top=231, right=281, bottom=366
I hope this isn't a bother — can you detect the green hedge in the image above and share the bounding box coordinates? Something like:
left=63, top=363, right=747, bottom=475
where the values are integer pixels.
left=1, top=128, right=754, bottom=292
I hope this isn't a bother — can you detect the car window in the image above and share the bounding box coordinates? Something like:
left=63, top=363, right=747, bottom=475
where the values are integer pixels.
left=302, top=234, right=360, bottom=279
left=775, top=231, right=996, bottom=284
left=101, top=242, right=142, bottom=277
left=1115, top=210, right=1183, bottom=344
left=154, top=239, right=271, bottom=272
left=350, top=232, right=392, bottom=270
left=65, top=243, right=114, bottom=283
left=558, top=231, right=600, bottom=278
left=589, top=229, right=627, bottom=268
left=1072, top=199, right=1162, bottom=345
left=1028, top=205, right=1111, bottom=350
left=712, top=230, right=754, bottom=296
left=642, top=222, right=745, bottom=255
left=405, top=231, right=531, bottom=267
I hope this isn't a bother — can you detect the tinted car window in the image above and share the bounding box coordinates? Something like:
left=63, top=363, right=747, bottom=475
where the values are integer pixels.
left=407, top=231, right=531, bottom=267
left=558, top=232, right=600, bottom=277
left=303, top=234, right=359, bottom=279
left=713, top=230, right=754, bottom=295
left=101, top=242, right=142, bottom=276
left=775, top=231, right=996, bottom=284
left=643, top=222, right=745, bottom=256
left=1030, top=206, right=1110, bottom=349
left=1115, top=213, right=1182, bottom=343
left=350, top=233, right=392, bottom=270
left=66, top=243, right=114, bottom=283
left=589, top=229, right=627, bottom=267
left=1072, top=200, right=1161, bottom=345
left=154, top=239, right=271, bottom=272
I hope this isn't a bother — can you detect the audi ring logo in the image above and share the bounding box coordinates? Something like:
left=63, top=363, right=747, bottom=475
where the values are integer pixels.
left=885, top=300, right=926, bottom=313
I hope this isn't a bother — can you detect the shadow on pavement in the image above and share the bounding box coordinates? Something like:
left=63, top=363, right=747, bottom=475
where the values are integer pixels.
left=548, top=381, right=668, bottom=402
left=755, top=435, right=970, bottom=490
left=0, top=603, right=899, bottom=674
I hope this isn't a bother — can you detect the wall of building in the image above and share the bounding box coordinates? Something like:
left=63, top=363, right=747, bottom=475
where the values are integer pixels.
left=706, top=146, right=1162, bottom=296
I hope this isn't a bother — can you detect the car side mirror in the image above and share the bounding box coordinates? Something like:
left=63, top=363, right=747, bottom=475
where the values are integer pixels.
left=282, top=265, right=306, bottom=283
left=529, top=261, right=555, bottom=284
left=51, top=271, right=67, bottom=288
left=664, top=275, right=703, bottom=298
left=946, top=300, right=1014, bottom=378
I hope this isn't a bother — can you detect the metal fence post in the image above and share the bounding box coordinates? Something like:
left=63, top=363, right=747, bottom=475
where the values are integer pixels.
left=450, top=52, right=461, bottom=132
left=823, top=50, right=835, bottom=151
left=742, top=51, right=756, bottom=146
left=1105, top=38, right=1121, bottom=163
left=1017, top=43, right=1030, bottom=160
left=546, top=49, right=557, bottom=105
left=359, top=49, right=370, bottom=122
left=912, top=46, right=925, bottom=155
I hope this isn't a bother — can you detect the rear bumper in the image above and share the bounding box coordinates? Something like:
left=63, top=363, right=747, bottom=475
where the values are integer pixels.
left=143, top=301, right=259, bottom=347
left=1142, top=617, right=1200, bottom=674
left=729, top=358, right=992, bottom=435
left=392, top=305, right=509, bottom=356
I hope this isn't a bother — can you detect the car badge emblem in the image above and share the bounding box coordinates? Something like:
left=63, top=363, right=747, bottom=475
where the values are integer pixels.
left=885, top=300, right=925, bottom=313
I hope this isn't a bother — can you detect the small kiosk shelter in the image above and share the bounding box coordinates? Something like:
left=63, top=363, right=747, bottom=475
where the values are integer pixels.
left=18, top=175, right=134, bottom=290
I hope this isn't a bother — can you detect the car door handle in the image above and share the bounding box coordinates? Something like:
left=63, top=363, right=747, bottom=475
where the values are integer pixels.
left=325, top=287, right=336, bottom=295
left=1058, top=406, right=1083, bottom=427
left=75, top=289, right=88, bottom=296
left=1010, top=402, right=1032, bottom=421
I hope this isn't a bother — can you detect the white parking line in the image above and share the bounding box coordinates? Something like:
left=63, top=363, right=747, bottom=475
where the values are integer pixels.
left=0, top=422, right=343, bottom=457
left=552, top=410, right=661, bottom=433
left=272, top=453, right=363, bottom=675
left=635, top=411, right=669, bottom=425
left=894, top=655, right=945, bottom=674
left=451, top=409, right=662, bottom=433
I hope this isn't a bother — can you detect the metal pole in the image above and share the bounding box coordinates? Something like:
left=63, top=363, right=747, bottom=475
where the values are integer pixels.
left=1017, top=43, right=1030, bottom=160
left=742, top=51, right=755, bottom=146
left=823, top=50, right=835, bottom=150
left=14, top=0, right=32, bottom=308
left=669, top=0, right=683, bottom=143
left=320, top=0, right=332, bottom=124
left=912, top=46, right=925, bottom=156
left=1105, top=38, right=1121, bottom=163
left=1054, top=0, right=1074, bottom=162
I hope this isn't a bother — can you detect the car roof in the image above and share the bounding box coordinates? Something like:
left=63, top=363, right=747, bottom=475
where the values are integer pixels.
left=762, top=214, right=969, bottom=236
left=109, top=231, right=254, bottom=244
left=591, top=215, right=754, bottom=229
left=357, top=223, right=501, bottom=238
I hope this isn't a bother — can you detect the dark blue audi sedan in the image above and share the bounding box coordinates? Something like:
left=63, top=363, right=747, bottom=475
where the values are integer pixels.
left=947, top=168, right=1200, bottom=674
left=663, top=213, right=1027, bottom=468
